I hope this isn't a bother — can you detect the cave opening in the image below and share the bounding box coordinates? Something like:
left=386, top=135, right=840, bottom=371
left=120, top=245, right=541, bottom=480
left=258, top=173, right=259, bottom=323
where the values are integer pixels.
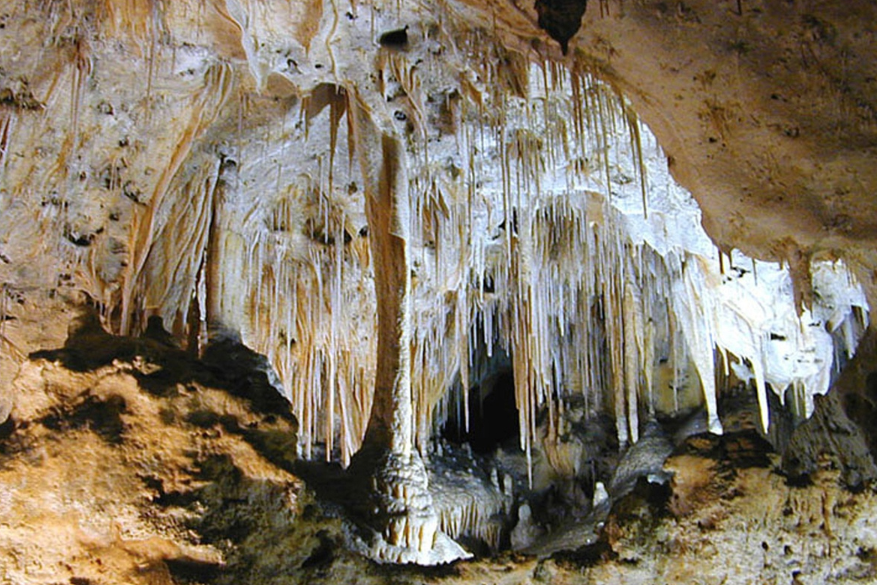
left=441, top=354, right=520, bottom=454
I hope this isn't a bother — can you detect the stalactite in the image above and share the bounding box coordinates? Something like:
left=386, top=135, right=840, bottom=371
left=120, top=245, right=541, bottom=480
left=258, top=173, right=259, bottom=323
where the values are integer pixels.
left=118, top=62, right=233, bottom=334
left=433, top=474, right=509, bottom=552
left=100, top=0, right=152, bottom=41
left=0, top=112, right=14, bottom=177
left=140, top=158, right=222, bottom=328
left=245, top=174, right=375, bottom=464
left=623, top=103, right=649, bottom=218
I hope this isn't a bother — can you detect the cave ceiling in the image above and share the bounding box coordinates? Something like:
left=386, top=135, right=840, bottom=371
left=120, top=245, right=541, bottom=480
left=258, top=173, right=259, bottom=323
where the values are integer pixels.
left=482, top=0, right=877, bottom=291
left=0, top=1, right=874, bottom=290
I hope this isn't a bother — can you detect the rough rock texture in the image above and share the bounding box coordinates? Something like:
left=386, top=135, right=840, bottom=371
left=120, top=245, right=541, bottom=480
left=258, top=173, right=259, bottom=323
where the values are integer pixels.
left=585, top=434, right=877, bottom=585
left=834, top=329, right=877, bottom=460
left=1, top=316, right=310, bottom=584
left=783, top=390, right=877, bottom=489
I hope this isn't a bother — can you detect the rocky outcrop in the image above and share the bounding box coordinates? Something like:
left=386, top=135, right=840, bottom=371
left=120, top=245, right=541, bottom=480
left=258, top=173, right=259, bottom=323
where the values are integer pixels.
left=1, top=315, right=309, bottom=584
left=1, top=315, right=876, bottom=582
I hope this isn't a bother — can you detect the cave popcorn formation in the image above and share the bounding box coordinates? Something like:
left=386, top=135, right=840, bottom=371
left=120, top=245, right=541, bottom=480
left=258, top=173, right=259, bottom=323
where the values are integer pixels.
left=0, top=0, right=869, bottom=563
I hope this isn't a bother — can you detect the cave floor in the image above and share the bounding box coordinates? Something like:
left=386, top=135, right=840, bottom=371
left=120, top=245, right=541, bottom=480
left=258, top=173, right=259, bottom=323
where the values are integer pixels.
left=2, top=336, right=877, bottom=585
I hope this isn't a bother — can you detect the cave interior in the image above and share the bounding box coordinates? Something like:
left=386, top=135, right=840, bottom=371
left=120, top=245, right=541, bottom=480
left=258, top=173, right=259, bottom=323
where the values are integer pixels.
left=2, top=0, right=877, bottom=581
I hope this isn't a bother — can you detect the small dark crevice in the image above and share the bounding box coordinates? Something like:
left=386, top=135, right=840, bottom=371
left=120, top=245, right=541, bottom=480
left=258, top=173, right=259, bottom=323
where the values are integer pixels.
left=0, top=417, right=14, bottom=442
left=498, top=208, right=519, bottom=236
left=64, top=225, right=96, bottom=247
left=122, top=180, right=143, bottom=204
left=301, top=529, right=336, bottom=570
left=379, top=27, right=409, bottom=49
left=0, top=87, right=44, bottom=110
left=164, top=557, right=224, bottom=583
left=142, top=474, right=198, bottom=507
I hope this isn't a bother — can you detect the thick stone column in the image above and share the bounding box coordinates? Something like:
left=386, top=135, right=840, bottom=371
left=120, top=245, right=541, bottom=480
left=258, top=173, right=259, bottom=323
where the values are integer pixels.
left=204, top=157, right=247, bottom=343
left=347, top=92, right=467, bottom=564
left=360, top=130, right=414, bottom=454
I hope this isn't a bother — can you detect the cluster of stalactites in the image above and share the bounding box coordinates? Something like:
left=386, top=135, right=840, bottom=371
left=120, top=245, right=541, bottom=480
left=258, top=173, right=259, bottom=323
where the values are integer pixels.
left=406, top=59, right=868, bottom=476
left=421, top=190, right=699, bottom=472
left=220, top=54, right=868, bottom=468
left=425, top=184, right=868, bottom=483
left=41, top=2, right=865, bottom=471
left=244, top=181, right=377, bottom=465
left=405, top=65, right=701, bottom=471
left=431, top=464, right=513, bottom=552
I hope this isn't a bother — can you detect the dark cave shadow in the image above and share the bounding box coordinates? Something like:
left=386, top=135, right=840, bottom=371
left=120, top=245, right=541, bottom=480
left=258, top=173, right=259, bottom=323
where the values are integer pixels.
left=24, top=311, right=297, bottom=471
left=29, top=313, right=292, bottom=416
left=147, top=452, right=303, bottom=582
